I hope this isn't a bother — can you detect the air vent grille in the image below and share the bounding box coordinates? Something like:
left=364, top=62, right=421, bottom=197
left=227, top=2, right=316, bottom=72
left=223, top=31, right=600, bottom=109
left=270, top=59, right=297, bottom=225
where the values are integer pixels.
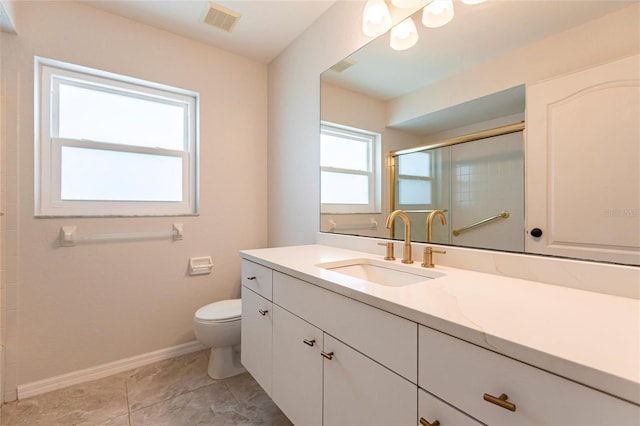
left=203, top=2, right=241, bottom=33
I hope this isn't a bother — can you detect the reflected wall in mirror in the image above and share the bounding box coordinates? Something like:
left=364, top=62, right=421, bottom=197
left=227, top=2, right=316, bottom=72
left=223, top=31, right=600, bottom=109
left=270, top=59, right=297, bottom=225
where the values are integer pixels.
left=320, top=0, right=639, bottom=265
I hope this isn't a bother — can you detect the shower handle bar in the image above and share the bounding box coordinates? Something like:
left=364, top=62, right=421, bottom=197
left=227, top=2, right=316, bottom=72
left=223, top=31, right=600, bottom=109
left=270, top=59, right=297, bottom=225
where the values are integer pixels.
left=452, top=211, right=509, bottom=236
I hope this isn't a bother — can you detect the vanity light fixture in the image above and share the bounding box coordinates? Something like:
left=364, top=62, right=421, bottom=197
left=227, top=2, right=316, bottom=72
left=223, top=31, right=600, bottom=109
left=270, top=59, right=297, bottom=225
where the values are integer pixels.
left=390, top=17, right=419, bottom=50
left=362, top=0, right=393, bottom=37
left=422, top=0, right=455, bottom=28
left=362, top=0, right=485, bottom=50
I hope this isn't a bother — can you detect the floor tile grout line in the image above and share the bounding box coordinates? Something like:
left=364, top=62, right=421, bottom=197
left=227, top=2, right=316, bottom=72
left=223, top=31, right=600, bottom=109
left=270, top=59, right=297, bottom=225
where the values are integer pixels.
left=223, top=380, right=242, bottom=405
left=124, top=378, right=132, bottom=426
left=127, top=380, right=218, bottom=414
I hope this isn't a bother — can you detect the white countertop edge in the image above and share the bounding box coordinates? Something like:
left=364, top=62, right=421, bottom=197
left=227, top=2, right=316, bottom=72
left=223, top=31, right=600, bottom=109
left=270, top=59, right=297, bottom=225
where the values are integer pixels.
left=239, top=245, right=640, bottom=406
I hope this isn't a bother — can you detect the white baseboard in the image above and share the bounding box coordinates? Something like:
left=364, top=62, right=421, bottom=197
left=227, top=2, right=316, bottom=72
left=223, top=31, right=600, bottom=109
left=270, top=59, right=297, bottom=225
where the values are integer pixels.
left=17, top=340, right=206, bottom=400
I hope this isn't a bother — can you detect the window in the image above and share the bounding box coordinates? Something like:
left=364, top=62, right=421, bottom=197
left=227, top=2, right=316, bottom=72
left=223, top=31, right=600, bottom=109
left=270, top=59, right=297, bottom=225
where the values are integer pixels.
left=395, top=150, right=433, bottom=210
left=320, top=123, right=380, bottom=214
left=35, top=58, right=198, bottom=216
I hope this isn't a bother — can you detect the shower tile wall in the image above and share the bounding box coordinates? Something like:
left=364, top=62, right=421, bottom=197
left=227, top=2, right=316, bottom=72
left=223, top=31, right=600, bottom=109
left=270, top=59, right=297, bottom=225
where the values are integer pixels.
left=451, top=131, right=525, bottom=252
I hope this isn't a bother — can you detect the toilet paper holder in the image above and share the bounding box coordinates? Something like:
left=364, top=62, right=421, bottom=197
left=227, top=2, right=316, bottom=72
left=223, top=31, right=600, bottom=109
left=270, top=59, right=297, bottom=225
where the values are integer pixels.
left=189, top=256, right=214, bottom=275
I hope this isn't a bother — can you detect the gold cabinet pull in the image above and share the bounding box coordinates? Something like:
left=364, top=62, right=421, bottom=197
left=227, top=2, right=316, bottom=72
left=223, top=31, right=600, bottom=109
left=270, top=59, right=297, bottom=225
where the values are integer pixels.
left=303, top=339, right=316, bottom=347
left=483, top=393, right=516, bottom=412
left=247, top=276, right=256, bottom=280
left=321, top=351, right=334, bottom=360
left=258, top=309, right=268, bottom=316
left=419, top=417, right=440, bottom=426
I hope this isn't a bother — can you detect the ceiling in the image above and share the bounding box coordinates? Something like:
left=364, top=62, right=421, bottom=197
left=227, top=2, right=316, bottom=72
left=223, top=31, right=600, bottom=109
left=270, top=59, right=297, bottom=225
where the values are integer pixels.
left=79, top=0, right=337, bottom=64
left=322, top=1, right=636, bottom=100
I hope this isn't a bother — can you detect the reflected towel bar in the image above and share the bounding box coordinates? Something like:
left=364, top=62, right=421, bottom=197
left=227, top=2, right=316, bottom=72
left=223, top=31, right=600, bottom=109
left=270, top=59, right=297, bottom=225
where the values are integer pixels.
left=452, top=211, right=509, bottom=236
left=329, top=219, right=377, bottom=232
left=60, top=223, right=183, bottom=247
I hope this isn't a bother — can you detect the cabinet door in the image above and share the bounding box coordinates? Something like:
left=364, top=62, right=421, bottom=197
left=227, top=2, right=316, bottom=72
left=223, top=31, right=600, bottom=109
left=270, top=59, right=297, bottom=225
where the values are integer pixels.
left=323, top=334, right=416, bottom=426
left=241, top=286, right=273, bottom=396
left=272, top=305, right=323, bottom=426
left=418, top=388, right=483, bottom=426
left=526, top=54, right=640, bottom=264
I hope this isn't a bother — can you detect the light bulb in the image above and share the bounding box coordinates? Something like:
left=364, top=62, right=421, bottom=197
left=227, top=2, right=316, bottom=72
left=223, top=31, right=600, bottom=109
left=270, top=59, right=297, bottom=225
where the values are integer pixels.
left=422, top=0, right=454, bottom=28
left=362, top=0, right=392, bottom=37
left=390, top=17, right=419, bottom=50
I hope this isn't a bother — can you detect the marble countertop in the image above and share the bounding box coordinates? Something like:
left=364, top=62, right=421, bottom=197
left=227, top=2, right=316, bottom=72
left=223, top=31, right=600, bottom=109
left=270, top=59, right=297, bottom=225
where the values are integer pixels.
left=240, top=244, right=640, bottom=405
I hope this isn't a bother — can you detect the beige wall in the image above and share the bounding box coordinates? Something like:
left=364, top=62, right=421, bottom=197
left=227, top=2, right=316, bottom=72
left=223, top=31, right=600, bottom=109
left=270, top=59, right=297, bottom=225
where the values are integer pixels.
left=1, top=1, right=267, bottom=399
left=267, top=1, right=421, bottom=247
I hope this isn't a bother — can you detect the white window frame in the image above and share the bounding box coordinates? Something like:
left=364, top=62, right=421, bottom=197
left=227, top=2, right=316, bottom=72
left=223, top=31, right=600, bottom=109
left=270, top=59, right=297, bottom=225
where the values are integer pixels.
left=320, top=122, right=381, bottom=214
left=35, top=57, right=199, bottom=217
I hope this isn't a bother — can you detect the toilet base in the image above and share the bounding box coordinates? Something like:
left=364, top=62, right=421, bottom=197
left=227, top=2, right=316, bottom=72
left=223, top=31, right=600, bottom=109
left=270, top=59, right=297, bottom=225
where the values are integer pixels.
left=207, top=344, right=246, bottom=380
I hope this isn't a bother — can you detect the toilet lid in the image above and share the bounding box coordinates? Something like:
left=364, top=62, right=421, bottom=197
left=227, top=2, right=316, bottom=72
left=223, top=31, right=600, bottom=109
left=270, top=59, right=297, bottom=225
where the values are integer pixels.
left=195, top=299, right=241, bottom=322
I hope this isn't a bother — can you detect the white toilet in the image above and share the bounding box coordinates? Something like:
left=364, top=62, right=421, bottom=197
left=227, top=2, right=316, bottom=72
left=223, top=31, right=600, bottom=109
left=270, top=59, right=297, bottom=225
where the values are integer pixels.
left=193, top=298, right=245, bottom=379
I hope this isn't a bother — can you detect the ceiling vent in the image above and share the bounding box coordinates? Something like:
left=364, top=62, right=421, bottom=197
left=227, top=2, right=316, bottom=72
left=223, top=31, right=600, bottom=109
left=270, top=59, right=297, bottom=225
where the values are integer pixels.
left=203, top=2, right=241, bottom=33
left=330, top=58, right=357, bottom=73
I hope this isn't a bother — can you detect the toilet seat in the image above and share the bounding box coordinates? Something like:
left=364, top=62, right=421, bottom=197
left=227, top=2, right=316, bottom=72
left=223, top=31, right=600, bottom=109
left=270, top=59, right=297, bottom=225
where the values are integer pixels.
left=195, top=299, right=241, bottom=323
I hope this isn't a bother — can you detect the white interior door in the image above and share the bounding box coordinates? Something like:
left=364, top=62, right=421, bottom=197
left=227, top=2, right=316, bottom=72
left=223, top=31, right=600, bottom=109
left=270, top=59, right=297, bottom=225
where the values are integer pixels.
left=526, top=55, right=640, bottom=265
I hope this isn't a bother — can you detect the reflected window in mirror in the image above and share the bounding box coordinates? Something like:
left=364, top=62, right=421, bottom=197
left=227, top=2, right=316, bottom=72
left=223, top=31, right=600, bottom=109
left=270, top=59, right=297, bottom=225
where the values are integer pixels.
left=396, top=150, right=434, bottom=209
left=320, top=123, right=381, bottom=214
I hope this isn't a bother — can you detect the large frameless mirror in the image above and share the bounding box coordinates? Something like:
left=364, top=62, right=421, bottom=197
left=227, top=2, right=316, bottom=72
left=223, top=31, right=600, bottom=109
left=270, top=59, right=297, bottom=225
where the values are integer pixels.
left=320, top=1, right=639, bottom=265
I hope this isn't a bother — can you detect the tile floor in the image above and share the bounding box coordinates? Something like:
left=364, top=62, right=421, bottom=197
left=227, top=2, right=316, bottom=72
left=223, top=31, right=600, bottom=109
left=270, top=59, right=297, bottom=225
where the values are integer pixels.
left=0, top=350, right=292, bottom=426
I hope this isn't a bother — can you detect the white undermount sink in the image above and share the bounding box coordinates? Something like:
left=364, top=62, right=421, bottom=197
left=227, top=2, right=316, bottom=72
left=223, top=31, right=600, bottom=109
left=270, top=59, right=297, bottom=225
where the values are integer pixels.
left=316, top=258, right=445, bottom=287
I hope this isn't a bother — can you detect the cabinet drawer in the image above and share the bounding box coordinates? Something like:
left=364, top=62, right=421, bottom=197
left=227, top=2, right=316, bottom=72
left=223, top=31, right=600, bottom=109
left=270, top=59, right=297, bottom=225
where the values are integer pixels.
left=419, top=388, right=483, bottom=426
left=241, top=287, right=272, bottom=396
left=241, top=259, right=273, bottom=300
left=273, top=271, right=417, bottom=383
left=419, top=326, right=640, bottom=425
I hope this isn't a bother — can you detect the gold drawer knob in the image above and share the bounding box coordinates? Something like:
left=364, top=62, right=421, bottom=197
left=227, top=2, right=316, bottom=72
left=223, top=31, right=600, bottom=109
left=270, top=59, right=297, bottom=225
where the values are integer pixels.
left=303, top=339, right=316, bottom=347
left=258, top=309, right=268, bottom=316
left=321, top=351, right=334, bottom=360
left=419, top=417, right=440, bottom=426
left=483, top=393, right=516, bottom=412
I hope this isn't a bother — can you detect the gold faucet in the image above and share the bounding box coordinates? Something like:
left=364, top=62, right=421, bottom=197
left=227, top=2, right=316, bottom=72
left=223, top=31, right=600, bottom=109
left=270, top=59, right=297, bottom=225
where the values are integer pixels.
left=385, top=210, right=413, bottom=264
left=423, top=210, right=447, bottom=268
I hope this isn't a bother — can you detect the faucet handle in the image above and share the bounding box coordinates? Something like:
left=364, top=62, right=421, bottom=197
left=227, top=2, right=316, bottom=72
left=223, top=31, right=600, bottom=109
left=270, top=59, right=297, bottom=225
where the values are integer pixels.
left=421, top=246, right=446, bottom=268
left=377, top=242, right=396, bottom=261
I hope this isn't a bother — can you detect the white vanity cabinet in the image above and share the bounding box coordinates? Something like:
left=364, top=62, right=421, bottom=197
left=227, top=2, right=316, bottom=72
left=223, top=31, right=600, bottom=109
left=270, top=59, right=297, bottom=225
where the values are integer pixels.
left=243, top=265, right=417, bottom=425
left=419, top=325, right=640, bottom=426
left=240, top=254, right=639, bottom=425
left=271, top=302, right=417, bottom=426
left=240, top=260, right=273, bottom=396
left=272, top=271, right=417, bottom=382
